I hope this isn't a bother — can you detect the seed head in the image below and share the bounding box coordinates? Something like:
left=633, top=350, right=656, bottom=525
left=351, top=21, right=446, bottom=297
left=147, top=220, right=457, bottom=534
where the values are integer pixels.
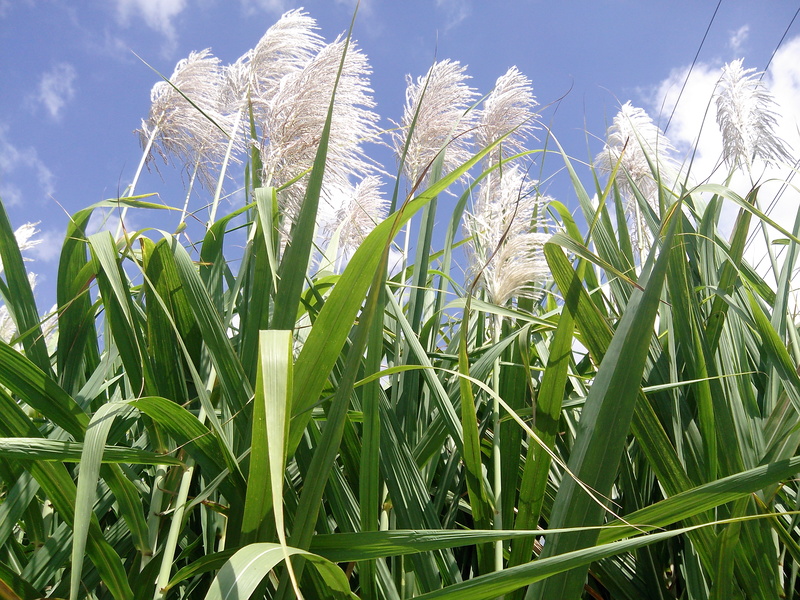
left=477, top=66, right=539, bottom=165
left=715, top=58, right=792, bottom=172
left=464, top=166, right=551, bottom=306
left=317, top=175, right=387, bottom=250
left=257, top=38, right=379, bottom=232
left=392, top=60, right=479, bottom=185
left=139, top=49, right=235, bottom=189
left=595, top=102, right=678, bottom=254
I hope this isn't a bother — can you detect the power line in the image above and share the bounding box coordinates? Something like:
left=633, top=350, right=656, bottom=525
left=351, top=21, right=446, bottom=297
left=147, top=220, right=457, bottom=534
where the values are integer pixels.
left=762, top=5, right=800, bottom=78
left=664, top=0, right=723, bottom=134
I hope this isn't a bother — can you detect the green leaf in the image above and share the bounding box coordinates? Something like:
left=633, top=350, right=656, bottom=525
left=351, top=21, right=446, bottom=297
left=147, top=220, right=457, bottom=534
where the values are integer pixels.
left=203, top=543, right=357, bottom=600
left=71, top=402, right=136, bottom=600
left=0, top=200, right=51, bottom=376
left=0, top=438, right=183, bottom=465
left=529, top=203, right=679, bottom=600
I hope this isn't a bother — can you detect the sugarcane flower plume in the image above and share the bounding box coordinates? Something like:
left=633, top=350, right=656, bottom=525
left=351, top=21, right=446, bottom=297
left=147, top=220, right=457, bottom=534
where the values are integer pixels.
left=227, top=10, right=323, bottom=107
left=317, top=175, right=387, bottom=250
left=595, top=102, right=678, bottom=254
left=392, top=60, right=479, bottom=186
left=257, top=37, right=380, bottom=233
left=0, top=221, right=41, bottom=274
left=715, top=58, right=792, bottom=173
left=139, top=49, right=236, bottom=189
left=464, top=166, right=552, bottom=306
left=477, top=66, right=539, bottom=165
left=316, top=175, right=387, bottom=271
left=595, top=102, right=677, bottom=204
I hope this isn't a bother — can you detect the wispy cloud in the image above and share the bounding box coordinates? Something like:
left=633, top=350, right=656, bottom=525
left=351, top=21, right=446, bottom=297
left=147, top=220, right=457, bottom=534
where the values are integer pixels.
left=114, top=0, right=187, bottom=53
left=0, top=125, right=56, bottom=206
left=728, top=25, right=750, bottom=53
left=240, top=0, right=291, bottom=16
left=29, top=229, right=62, bottom=263
left=334, top=0, right=373, bottom=15
left=436, top=0, right=470, bottom=31
left=35, top=63, right=77, bottom=121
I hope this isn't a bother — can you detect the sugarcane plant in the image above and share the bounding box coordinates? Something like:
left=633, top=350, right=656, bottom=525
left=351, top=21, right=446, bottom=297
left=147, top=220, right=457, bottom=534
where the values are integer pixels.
left=0, top=8, right=799, bottom=600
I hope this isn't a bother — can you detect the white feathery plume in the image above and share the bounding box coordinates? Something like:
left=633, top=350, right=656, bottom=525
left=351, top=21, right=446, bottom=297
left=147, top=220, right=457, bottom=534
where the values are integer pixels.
left=595, top=102, right=677, bottom=204
left=221, top=9, right=324, bottom=181
left=317, top=175, right=387, bottom=250
left=139, top=50, right=234, bottom=190
left=464, top=166, right=551, bottom=306
left=715, top=58, right=792, bottom=172
left=0, top=272, right=38, bottom=343
left=256, top=37, right=380, bottom=232
left=211, top=11, right=322, bottom=225
left=392, top=60, right=479, bottom=185
left=225, top=9, right=324, bottom=111
left=595, top=102, right=678, bottom=254
left=477, top=66, right=539, bottom=165
left=0, top=304, right=15, bottom=343
left=0, top=222, right=41, bottom=273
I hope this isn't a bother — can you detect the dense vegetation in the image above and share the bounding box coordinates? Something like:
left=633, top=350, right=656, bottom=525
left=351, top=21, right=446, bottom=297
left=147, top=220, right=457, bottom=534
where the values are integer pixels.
left=1, top=10, right=799, bottom=600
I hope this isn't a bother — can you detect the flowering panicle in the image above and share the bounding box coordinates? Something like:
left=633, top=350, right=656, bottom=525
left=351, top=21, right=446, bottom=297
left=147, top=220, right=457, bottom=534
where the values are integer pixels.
left=0, top=223, right=56, bottom=350
left=392, top=60, right=479, bottom=185
left=317, top=175, right=387, bottom=250
left=595, top=102, right=677, bottom=205
left=464, top=166, right=551, bottom=306
left=0, top=222, right=41, bottom=273
left=477, top=66, right=539, bottom=165
left=715, top=58, right=792, bottom=172
left=595, top=102, right=678, bottom=253
left=139, top=50, right=235, bottom=189
left=257, top=38, right=380, bottom=230
left=225, top=9, right=324, bottom=110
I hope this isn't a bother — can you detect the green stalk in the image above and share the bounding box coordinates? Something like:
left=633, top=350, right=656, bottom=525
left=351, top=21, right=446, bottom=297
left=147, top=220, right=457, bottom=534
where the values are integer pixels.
left=152, top=402, right=206, bottom=600
left=141, top=463, right=168, bottom=572
left=491, top=312, right=503, bottom=575
left=153, top=461, right=196, bottom=600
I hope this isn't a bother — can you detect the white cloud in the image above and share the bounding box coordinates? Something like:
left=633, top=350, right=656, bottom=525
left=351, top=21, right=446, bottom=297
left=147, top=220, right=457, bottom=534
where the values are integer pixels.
left=643, top=35, right=800, bottom=300
left=240, top=0, right=290, bottom=15
left=436, top=0, right=470, bottom=31
left=729, top=25, right=750, bottom=54
left=334, top=0, right=372, bottom=14
left=115, top=0, right=187, bottom=50
left=29, top=229, right=61, bottom=263
left=0, top=125, right=56, bottom=206
left=36, top=63, right=77, bottom=120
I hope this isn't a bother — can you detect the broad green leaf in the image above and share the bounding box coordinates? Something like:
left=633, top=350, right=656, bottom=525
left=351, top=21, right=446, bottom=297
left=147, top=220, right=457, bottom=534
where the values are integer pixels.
left=70, top=402, right=135, bottom=600
left=528, top=203, right=679, bottom=600
left=0, top=340, right=87, bottom=440
left=203, top=543, right=356, bottom=600
left=0, top=199, right=51, bottom=376
left=0, top=438, right=182, bottom=465
left=0, top=388, right=132, bottom=600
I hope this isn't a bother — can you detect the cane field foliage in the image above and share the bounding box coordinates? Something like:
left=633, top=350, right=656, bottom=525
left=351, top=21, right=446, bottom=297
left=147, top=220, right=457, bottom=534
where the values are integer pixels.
left=1, top=8, right=800, bottom=600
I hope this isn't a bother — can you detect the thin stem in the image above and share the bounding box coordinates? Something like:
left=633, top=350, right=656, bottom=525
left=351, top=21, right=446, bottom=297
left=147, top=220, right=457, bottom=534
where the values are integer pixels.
left=117, top=126, right=157, bottom=239
left=153, top=461, right=196, bottom=600
left=208, top=107, right=243, bottom=227
left=178, top=162, right=199, bottom=227
left=492, top=312, right=503, bottom=576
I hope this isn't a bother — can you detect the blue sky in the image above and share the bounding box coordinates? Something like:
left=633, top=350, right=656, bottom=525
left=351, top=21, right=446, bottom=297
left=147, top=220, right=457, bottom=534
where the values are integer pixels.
left=1, top=0, right=799, bottom=306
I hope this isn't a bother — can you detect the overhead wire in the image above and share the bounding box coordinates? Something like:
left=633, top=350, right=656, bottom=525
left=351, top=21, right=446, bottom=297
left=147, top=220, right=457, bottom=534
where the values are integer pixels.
left=664, top=0, right=723, bottom=134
